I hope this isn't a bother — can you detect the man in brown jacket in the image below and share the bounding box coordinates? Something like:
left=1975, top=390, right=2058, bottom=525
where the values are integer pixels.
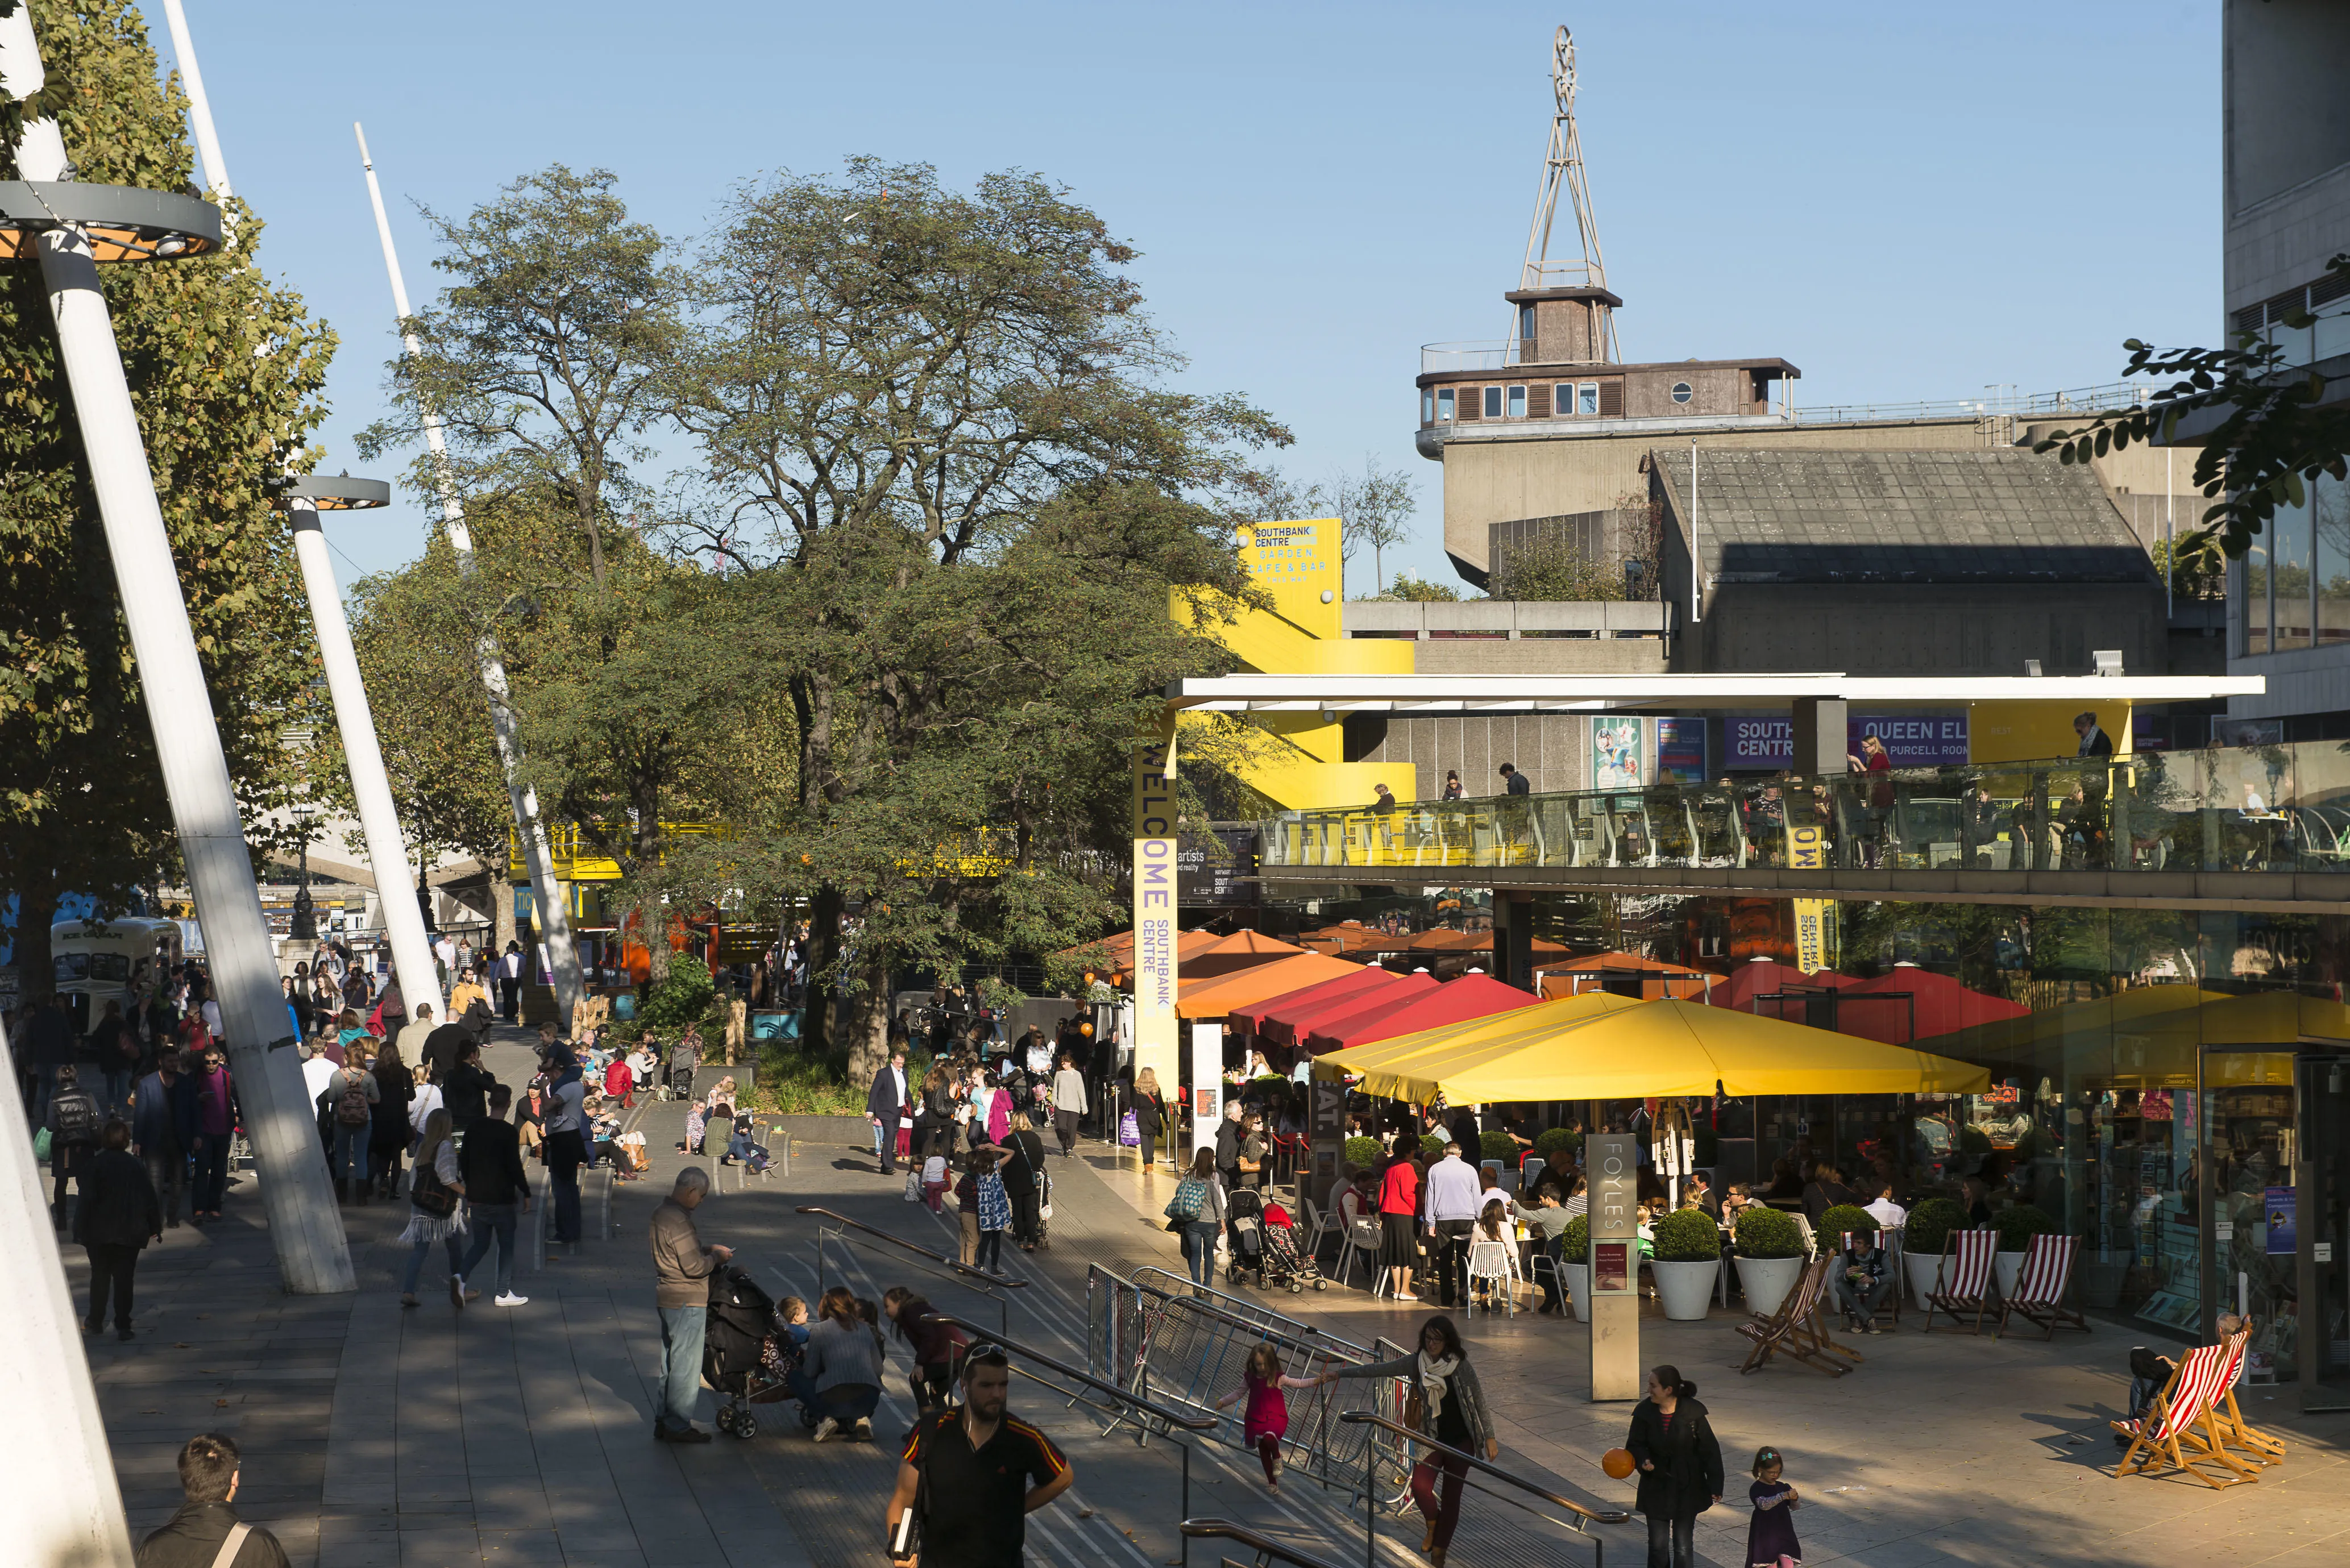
left=650, top=1166, right=730, bottom=1443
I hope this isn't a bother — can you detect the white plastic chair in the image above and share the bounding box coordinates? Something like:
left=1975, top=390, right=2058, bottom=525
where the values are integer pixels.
left=1337, top=1215, right=1384, bottom=1291
left=1462, top=1238, right=1521, bottom=1319
left=1300, top=1196, right=1342, bottom=1264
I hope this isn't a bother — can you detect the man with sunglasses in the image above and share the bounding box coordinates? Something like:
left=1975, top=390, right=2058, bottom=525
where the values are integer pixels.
left=887, top=1347, right=1073, bottom=1566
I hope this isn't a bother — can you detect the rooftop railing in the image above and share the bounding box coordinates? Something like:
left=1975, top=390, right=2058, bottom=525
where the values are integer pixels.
left=1260, top=742, right=2350, bottom=881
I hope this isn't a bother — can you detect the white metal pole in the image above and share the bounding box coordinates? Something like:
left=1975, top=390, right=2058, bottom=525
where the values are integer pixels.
left=355, top=122, right=585, bottom=1025
left=157, top=3, right=443, bottom=1023
left=289, top=504, right=446, bottom=1020
left=1, top=9, right=352, bottom=1294
left=0, top=1018, right=136, bottom=1567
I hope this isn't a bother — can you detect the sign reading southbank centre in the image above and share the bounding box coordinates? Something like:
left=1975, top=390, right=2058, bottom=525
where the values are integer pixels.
left=1729, top=711, right=1969, bottom=769
left=1131, top=730, right=1179, bottom=1090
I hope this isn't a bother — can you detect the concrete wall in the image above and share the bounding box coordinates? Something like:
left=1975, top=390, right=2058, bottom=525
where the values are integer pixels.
left=1692, top=583, right=2167, bottom=677
left=1437, top=417, right=2008, bottom=580
left=1340, top=714, right=1591, bottom=805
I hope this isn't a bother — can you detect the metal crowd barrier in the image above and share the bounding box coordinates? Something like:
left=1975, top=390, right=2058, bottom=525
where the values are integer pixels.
left=1338, top=1410, right=1628, bottom=1568
left=1086, top=1263, right=1411, bottom=1502
left=796, top=1205, right=1026, bottom=1335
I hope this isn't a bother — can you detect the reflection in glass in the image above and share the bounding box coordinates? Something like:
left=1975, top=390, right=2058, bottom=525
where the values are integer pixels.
left=2274, top=490, right=2314, bottom=650
left=2244, top=533, right=2271, bottom=656
left=2319, top=474, right=2350, bottom=645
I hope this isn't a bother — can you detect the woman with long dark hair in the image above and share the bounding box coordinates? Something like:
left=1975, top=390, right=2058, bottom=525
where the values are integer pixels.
left=1624, top=1362, right=1724, bottom=1568
left=1315, top=1315, right=1493, bottom=1567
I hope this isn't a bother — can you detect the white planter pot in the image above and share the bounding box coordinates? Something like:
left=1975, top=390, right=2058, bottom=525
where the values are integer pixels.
left=1563, top=1262, right=1591, bottom=1324
left=1652, top=1258, right=1720, bottom=1321
left=1994, top=1250, right=2026, bottom=1301
left=1905, top=1249, right=1944, bottom=1309
left=1733, top=1254, right=1805, bottom=1319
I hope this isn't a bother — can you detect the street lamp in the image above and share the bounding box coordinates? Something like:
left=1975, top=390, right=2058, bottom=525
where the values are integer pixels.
left=289, top=802, right=321, bottom=942
left=269, top=475, right=445, bottom=1028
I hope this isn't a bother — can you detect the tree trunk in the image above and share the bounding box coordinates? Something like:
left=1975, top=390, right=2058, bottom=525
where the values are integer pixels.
left=492, top=874, right=517, bottom=962
left=637, top=880, right=671, bottom=987
left=801, top=884, right=843, bottom=1059
left=843, top=949, right=893, bottom=1089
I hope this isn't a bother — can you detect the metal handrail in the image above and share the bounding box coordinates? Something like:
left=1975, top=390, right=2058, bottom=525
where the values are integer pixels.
left=932, top=1315, right=1216, bottom=1567
left=1178, top=1519, right=1356, bottom=1568
left=795, top=1204, right=1025, bottom=1334
left=1124, top=1266, right=1377, bottom=1359
left=1338, top=1409, right=1626, bottom=1568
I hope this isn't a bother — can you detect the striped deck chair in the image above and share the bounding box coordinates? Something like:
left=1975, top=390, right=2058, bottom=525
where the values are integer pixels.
left=2112, top=1336, right=2260, bottom=1488
left=1921, top=1229, right=1998, bottom=1335
left=2206, top=1332, right=2287, bottom=1466
left=1735, top=1254, right=1861, bottom=1378
left=1996, top=1233, right=2085, bottom=1338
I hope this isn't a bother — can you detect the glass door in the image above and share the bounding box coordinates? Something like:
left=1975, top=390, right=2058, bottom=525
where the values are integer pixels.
left=2299, top=1054, right=2350, bottom=1412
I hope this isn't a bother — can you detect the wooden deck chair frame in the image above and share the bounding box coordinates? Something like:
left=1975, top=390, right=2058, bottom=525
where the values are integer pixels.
left=2207, top=1333, right=2286, bottom=1465
left=2113, top=1334, right=2260, bottom=1488
left=1735, top=1254, right=1862, bottom=1379
left=1922, top=1230, right=1998, bottom=1335
left=1996, top=1233, right=2088, bottom=1339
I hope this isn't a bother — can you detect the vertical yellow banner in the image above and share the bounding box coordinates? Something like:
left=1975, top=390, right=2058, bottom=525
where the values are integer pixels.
left=1784, top=820, right=1829, bottom=975
left=1132, top=721, right=1180, bottom=1094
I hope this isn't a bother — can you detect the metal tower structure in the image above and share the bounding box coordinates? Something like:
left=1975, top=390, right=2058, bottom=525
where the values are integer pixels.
left=1518, top=25, right=1618, bottom=361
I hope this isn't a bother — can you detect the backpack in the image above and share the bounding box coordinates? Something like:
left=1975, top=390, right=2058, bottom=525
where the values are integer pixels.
left=334, top=1073, right=372, bottom=1128
left=54, top=1091, right=99, bottom=1145
left=1165, top=1176, right=1207, bottom=1223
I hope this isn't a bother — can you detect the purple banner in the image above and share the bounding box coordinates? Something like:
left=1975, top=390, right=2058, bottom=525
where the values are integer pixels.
left=1726, top=712, right=1969, bottom=770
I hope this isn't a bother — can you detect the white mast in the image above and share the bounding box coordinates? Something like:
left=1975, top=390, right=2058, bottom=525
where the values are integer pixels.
left=157, top=1, right=445, bottom=1024
left=356, top=124, right=586, bottom=1024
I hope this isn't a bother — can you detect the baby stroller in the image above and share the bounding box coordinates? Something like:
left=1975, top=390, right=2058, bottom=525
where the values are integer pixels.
left=1225, top=1186, right=1268, bottom=1288
left=703, top=1267, right=797, bottom=1439
left=1259, top=1200, right=1327, bottom=1295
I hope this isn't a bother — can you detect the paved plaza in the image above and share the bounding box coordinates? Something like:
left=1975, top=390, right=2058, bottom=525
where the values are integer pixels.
left=60, top=1035, right=2350, bottom=1567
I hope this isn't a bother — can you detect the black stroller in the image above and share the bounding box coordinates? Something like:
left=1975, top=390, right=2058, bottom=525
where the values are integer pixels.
left=703, top=1267, right=798, bottom=1439
left=1225, top=1186, right=1268, bottom=1288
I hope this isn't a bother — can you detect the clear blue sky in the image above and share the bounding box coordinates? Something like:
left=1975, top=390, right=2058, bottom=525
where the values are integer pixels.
left=154, top=0, right=2219, bottom=596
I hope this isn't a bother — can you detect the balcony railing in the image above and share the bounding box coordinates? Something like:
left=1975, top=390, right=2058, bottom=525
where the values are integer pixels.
left=1260, top=742, right=2350, bottom=880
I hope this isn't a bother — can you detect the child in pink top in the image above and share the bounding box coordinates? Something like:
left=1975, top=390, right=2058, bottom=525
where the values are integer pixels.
left=1214, top=1342, right=1320, bottom=1489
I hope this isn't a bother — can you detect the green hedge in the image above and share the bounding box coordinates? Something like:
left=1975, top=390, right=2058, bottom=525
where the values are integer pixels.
left=1562, top=1213, right=1589, bottom=1261
left=638, top=966, right=716, bottom=1031
left=1994, top=1203, right=2059, bottom=1251
left=1652, top=1207, right=1721, bottom=1261
left=1733, top=1207, right=1804, bottom=1259
left=1342, top=1136, right=1384, bottom=1172
left=1479, top=1130, right=1518, bottom=1165
left=1904, top=1197, right=1971, bottom=1257
left=1419, top=1131, right=1449, bottom=1158
left=1533, top=1128, right=1581, bottom=1158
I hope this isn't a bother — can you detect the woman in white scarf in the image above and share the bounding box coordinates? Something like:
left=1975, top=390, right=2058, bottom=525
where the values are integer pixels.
left=1314, top=1315, right=1494, bottom=1567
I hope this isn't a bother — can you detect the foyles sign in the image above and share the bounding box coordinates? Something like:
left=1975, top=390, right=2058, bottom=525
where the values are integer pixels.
left=1728, top=712, right=1969, bottom=769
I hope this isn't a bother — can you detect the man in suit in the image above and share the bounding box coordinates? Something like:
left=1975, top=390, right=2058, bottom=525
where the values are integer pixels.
left=866, top=1047, right=910, bottom=1174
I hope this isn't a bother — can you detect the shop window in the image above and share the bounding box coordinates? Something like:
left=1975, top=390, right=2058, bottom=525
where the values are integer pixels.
left=1436, top=388, right=1455, bottom=421
left=2243, top=537, right=2270, bottom=656
left=1483, top=386, right=1504, bottom=419
left=2276, top=489, right=2314, bottom=650
left=1506, top=385, right=1526, bottom=419
left=2320, top=473, right=2350, bottom=644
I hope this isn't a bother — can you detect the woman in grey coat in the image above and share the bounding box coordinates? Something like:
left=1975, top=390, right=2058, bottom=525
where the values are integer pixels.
left=1316, top=1315, right=1494, bottom=1567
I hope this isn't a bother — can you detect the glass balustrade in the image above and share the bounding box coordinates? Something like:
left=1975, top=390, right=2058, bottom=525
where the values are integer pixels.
left=1260, top=742, right=2350, bottom=878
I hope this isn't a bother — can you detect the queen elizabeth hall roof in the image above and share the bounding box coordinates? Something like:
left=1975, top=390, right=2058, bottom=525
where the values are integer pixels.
left=1648, top=447, right=2158, bottom=585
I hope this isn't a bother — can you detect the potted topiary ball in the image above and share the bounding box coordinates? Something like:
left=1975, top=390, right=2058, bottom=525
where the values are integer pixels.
left=1480, top=1129, right=1518, bottom=1173
left=1901, top=1197, right=1972, bottom=1308
left=1420, top=1131, right=1450, bottom=1160
left=1816, top=1204, right=1882, bottom=1251
left=1650, top=1208, right=1722, bottom=1321
left=1731, top=1206, right=1807, bottom=1317
left=1532, top=1127, right=1581, bottom=1159
left=1560, top=1212, right=1592, bottom=1324
left=1992, top=1203, right=2058, bottom=1300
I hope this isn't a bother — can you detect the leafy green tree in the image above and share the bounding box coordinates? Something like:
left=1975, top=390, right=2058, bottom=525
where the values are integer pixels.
left=1490, top=530, right=1628, bottom=601
left=0, top=0, right=331, bottom=987
left=1356, top=570, right=1465, bottom=603
left=666, top=160, right=1286, bottom=1075
left=358, top=166, right=698, bottom=978
left=2036, top=255, right=2350, bottom=564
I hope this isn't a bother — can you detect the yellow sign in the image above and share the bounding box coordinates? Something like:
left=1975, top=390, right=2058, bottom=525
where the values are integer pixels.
left=1131, top=723, right=1180, bottom=1091
left=1784, top=821, right=1830, bottom=975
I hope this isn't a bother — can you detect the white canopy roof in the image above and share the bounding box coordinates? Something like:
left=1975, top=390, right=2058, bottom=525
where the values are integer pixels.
left=1165, top=672, right=2263, bottom=714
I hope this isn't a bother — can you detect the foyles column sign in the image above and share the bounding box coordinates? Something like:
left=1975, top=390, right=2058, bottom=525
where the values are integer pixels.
left=1132, top=726, right=1180, bottom=1093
